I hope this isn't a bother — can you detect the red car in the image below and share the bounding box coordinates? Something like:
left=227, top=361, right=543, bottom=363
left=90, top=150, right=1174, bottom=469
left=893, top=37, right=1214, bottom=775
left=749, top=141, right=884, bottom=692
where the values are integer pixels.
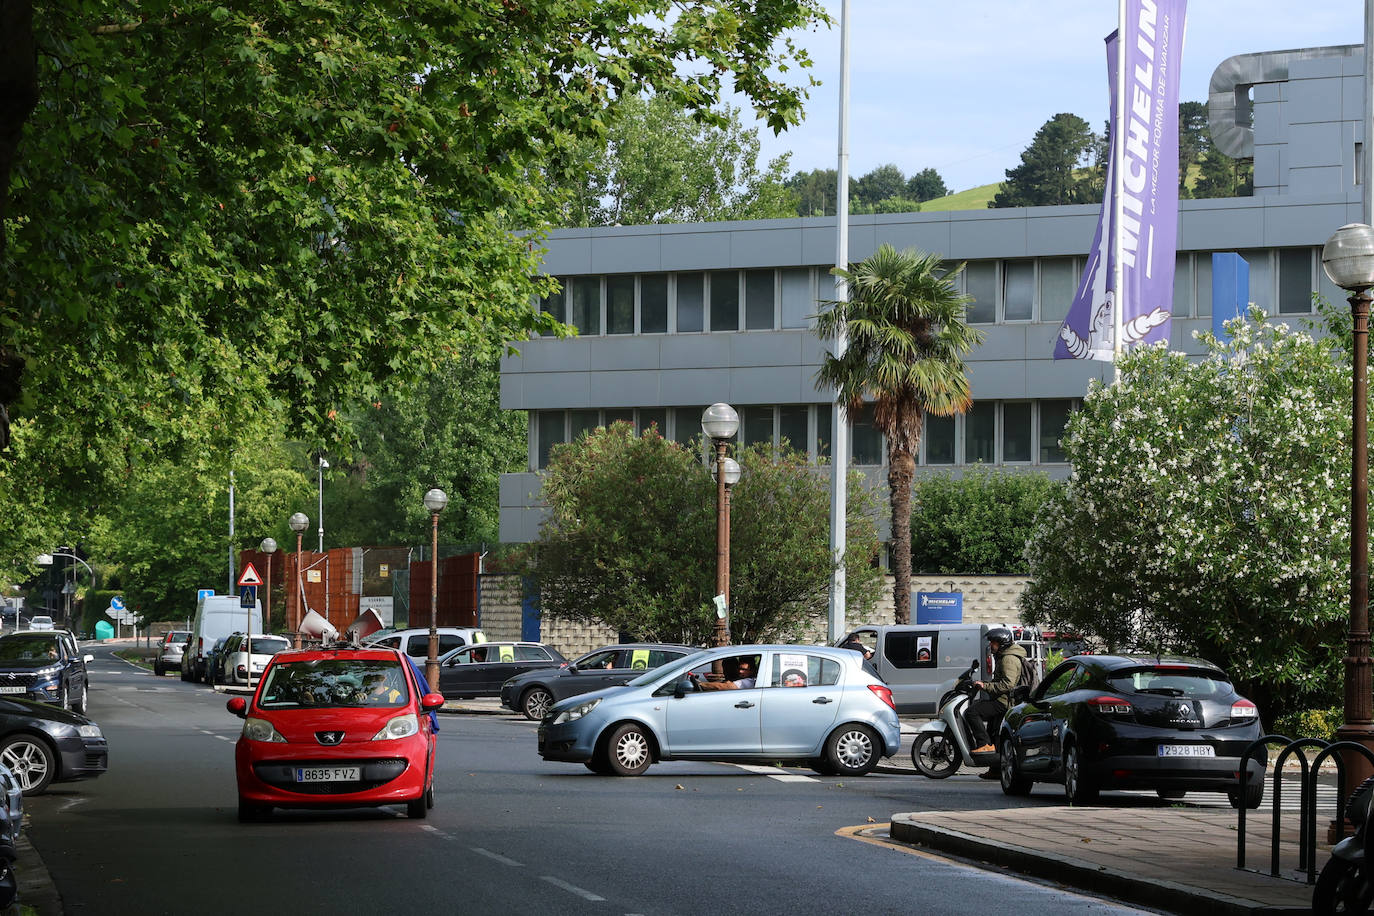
left=226, top=645, right=443, bottom=822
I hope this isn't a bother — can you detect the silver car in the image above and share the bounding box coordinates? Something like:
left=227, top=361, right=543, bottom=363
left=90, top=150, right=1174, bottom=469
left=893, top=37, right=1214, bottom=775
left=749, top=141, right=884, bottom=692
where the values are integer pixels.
left=537, top=645, right=900, bottom=777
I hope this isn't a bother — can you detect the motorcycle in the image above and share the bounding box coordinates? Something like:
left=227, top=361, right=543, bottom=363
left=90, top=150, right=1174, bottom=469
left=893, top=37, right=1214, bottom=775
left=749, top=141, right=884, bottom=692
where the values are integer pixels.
left=1314, top=774, right=1374, bottom=913
left=910, top=661, right=1001, bottom=778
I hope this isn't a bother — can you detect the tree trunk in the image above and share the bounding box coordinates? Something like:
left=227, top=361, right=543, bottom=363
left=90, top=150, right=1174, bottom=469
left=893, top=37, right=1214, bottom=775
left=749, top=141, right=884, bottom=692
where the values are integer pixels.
left=888, top=447, right=915, bottom=625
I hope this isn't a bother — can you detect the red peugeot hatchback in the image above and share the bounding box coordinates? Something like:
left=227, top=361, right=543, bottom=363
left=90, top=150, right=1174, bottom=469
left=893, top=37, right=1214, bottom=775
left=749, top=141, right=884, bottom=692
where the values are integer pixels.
left=226, top=645, right=443, bottom=821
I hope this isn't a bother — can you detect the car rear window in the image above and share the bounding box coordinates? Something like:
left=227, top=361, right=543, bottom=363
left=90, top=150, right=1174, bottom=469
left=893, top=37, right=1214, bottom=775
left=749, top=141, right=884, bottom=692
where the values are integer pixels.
left=1106, top=667, right=1231, bottom=698
left=245, top=637, right=290, bottom=655
left=258, top=659, right=410, bottom=709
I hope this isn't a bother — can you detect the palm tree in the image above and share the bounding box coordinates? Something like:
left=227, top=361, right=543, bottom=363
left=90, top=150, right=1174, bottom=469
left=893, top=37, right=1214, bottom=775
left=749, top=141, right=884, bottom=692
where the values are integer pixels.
left=815, top=244, right=984, bottom=624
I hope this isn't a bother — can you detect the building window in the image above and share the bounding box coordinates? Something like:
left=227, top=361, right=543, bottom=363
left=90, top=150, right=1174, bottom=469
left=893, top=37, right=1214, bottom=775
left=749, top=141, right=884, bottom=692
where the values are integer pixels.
left=639, top=408, right=667, bottom=437
left=607, top=275, right=634, bottom=334
left=641, top=274, right=668, bottom=334
left=1039, top=258, right=1077, bottom=324
left=815, top=404, right=832, bottom=459
left=966, top=402, right=996, bottom=464
left=539, top=286, right=565, bottom=336
left=604, top=408, right=633, bottom=427
left=742, top=406, right=774, bottom=448
left=964, top=262, right=996, bottom=324
left=569, top=277, right=600, bottom=335
left=1195, top=254, right=1213, bottom=317
left=677, top=273, right=705, bottom=333
left=924, top=414, right=955, bottom=464
left=1278, top=248, right=1315, bottom=314
left=779, top=406, right=808, bottom=453
left=851, top=412, right=884, bottom=465
left=1003, top=260, right=1035, bottom=321
left=1038, top=400, right=1073, bottom=463
left=710, top=270, right=740, bottom=332
left=1002, top=402, right=1032, bottom=462
left=569, top=409, right=600, bottom=443
left=781, top=269, right=813, bottom=329
left=537, top=411, right=565, bottom=469
left=744, top=270, right=775, bottom=330
left=672, top=407, right=705, bottom=447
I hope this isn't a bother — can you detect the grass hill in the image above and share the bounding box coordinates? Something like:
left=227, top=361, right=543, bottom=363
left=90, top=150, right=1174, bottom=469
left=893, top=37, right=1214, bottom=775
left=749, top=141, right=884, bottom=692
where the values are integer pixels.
left=918, top=183, right=1002, bottom=212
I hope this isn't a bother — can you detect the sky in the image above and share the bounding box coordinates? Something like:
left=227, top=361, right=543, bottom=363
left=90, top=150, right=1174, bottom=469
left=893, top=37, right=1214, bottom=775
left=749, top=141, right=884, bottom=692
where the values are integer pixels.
left=743, top=1, right=1363, bottom=193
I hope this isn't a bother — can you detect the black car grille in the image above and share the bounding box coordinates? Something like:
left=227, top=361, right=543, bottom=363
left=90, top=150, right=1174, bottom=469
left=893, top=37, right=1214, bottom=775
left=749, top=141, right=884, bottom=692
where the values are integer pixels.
left=0, top=674, right=38, bottom=689
left=252, top=758, right=409, bottom=795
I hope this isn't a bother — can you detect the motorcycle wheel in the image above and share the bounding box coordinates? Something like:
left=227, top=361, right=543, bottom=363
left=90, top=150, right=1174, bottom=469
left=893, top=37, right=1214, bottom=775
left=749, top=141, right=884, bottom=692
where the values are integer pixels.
left=911, top=732, right=960, bottom=779
left=1314, top=855, right=1374, bottom=914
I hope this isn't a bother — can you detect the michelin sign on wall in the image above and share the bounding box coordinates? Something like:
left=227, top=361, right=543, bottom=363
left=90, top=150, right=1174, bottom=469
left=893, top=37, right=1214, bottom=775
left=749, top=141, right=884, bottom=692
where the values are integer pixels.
left=915, top=592, right=963, bottom=625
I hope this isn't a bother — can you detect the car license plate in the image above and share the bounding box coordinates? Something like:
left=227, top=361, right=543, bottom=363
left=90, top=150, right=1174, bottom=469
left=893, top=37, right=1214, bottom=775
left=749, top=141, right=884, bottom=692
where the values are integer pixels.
left=1157, top=744, right=1214, bottom=757
left=294, top=766, right=360, bottom=783
left=0, top=688, right=24, bottom=695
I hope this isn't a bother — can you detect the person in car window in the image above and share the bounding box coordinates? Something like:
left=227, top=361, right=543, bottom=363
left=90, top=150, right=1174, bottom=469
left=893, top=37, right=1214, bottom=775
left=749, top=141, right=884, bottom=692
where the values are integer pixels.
left=692, top=658, right=757, bottom=690
left=964, top=627, right=1027, bottom=777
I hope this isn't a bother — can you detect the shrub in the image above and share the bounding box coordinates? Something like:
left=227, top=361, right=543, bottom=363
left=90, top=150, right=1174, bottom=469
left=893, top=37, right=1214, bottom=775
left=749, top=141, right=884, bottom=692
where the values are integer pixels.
left=1272, top=707, right=1344, bottom=742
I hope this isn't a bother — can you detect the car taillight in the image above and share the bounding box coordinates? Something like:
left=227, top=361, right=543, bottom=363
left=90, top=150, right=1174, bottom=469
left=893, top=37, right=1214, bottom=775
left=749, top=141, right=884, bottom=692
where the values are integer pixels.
left=868, top=684, right=896, bottom=710
left=1231, top=699, right=1258, bottom=720
left=1088, top=696, right=1133, bottom=716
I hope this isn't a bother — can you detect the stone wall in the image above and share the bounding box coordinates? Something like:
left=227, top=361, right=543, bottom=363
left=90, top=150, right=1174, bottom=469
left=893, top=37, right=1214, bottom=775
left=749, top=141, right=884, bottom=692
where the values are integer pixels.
left=476, top=573, right=618, bottom=659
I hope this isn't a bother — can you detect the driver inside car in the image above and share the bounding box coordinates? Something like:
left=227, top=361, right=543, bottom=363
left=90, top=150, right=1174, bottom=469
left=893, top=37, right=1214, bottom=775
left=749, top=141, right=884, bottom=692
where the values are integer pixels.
left=689, top=657, right=758, bottom=691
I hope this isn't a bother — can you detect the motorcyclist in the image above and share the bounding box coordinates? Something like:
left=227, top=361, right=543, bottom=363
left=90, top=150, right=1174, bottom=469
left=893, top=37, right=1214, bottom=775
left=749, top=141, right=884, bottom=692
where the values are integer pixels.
left=963, top=627, right=1027, bottom=778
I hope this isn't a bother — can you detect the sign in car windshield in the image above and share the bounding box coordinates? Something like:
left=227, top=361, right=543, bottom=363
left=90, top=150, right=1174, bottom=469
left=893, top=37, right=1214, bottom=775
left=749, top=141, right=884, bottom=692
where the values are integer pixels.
left=915, top=591, right=963, bottom=624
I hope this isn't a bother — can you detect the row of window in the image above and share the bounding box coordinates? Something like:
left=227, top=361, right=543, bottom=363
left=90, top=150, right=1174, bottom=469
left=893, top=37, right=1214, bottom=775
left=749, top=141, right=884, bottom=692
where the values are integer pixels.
left=532, top=400, right=1077, bottom=470
left=536, top=248, right=1324, bottom=337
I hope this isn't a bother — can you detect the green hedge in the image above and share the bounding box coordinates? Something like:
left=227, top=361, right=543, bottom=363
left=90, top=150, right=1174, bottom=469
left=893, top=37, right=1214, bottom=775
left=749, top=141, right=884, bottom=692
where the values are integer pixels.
left=1272, top=707, right=1344, bottom=742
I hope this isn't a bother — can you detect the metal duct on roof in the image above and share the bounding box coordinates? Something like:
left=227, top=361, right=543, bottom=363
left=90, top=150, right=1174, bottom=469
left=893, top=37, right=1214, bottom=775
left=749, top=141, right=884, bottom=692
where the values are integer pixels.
left=1208, top=45, right=1360, bottom=159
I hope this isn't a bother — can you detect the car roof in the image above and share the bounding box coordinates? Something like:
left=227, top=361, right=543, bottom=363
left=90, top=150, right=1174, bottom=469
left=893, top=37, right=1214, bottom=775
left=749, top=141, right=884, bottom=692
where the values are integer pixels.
left=582, top=643, right=697, bottom=653
left=267, top=646, right=405, bottom=663
left=1071, top=653, right=1226, bottom=673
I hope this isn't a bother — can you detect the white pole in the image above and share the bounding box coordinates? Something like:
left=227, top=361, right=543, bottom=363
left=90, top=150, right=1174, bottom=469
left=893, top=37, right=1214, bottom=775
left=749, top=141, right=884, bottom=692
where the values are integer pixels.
left=827, top=0, right=851, bottom=643
left=228, top=470, right=236, bottom=594
left=1111, top=0, right=1127, bottom=376
left=1365, top=0, right=1373, bottom=226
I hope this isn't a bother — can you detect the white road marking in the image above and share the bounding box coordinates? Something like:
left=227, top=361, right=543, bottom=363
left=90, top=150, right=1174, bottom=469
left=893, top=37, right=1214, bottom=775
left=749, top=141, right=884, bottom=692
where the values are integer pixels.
left=540, top=876, right=604, bottom=901
left=470, top=846, right=523, bottom=867
left=732, top=763, right=815, bottom=782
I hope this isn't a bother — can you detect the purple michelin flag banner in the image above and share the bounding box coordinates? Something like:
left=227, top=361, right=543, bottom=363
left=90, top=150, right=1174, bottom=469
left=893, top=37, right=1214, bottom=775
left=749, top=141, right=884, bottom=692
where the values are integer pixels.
left=1056, top=0, right=1186, bottom=361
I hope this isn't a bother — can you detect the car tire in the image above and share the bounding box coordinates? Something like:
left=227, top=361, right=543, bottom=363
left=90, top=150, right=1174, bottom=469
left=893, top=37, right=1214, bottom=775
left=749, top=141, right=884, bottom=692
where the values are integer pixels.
left=1000, top=736, right=1032, bottom=796
left=72, top=682, right=88, bottom=716
left=237, top=798, right=269, bottom=823
left=426, top=784, right=435, bottom=810
left=825, top=724, right=879, bottom=777
left=1063, top=743, right=1098, bottom=805
left=584, top=757, right=613, bottom=775
left=911, top=732, right=960, bottom=779
left=809, top=757, right=839, bottom=776
left=605, top=723, right=652, bottom=776
left=0, top=736, right=55, bottom=795
left=59, top=687, right=70, bottom=712
left=406, top=795, right=428, bottom=818
left=1228, top=779, right=1264, bottom=810
left=521, top=687, right=554, bottom=722
left=154, top=661, right=163, bottom=677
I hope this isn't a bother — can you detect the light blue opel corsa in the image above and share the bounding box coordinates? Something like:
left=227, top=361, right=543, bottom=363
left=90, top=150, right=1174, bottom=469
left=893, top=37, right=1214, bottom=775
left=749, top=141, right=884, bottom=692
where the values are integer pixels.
left=538, top=644, right=900, bottom=777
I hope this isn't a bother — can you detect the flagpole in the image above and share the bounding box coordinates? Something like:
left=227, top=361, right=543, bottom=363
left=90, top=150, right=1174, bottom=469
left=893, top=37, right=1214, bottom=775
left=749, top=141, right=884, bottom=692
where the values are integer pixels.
left=1111, top=0, right=1127, bottom=378
left=827, top=0, right=851, bottom=643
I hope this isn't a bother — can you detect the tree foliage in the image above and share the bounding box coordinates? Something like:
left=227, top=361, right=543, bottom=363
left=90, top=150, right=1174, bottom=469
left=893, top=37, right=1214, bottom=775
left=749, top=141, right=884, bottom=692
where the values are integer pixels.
left=814, top=245, right=983, bottom=624
left=785, top=163, right=948, bottom=217
left=911, top=469, right=1058, bottom=575
left=991, top=113, right=1101, bottom=208
left=532, top=424, right=882, bottom=645
left=560, top=94, right=796, bottom=226
left=1020, top=311, right=1351, bottom=718
left=1193, top=147, right=1254, bottom=199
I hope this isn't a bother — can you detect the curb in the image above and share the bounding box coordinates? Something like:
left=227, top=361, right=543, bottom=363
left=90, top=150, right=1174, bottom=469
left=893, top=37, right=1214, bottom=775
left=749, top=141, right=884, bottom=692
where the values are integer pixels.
left=887, top=818, right=1309, bottom=916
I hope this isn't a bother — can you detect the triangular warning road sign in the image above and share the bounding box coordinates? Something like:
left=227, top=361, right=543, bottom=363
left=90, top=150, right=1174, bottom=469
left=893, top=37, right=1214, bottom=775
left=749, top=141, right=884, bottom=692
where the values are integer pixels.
left=237, top=563, right=263, bottom=587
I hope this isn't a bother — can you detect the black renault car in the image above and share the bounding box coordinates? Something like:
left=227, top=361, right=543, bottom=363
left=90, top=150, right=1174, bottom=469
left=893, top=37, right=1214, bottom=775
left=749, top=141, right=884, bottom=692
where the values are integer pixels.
left=998, top=654, right=1265, bottom=807
left=500, top=643, right=698, bottom=720
left=0, top=632, right=92, bottom=714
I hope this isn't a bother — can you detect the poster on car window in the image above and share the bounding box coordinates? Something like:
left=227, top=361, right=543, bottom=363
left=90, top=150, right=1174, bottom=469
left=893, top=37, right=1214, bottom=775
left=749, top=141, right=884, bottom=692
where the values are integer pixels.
left=779, top=653, right=809, bottom=688
left=917, top=636, right=933, bottom=665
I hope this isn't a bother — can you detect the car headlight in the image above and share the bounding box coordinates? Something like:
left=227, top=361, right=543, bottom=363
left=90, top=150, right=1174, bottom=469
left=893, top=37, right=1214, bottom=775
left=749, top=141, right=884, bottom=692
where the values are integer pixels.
left=552, top=698, right=601, bottom=725
left=372, top=714, right=419, bottom=741
left=35, top=667, right=59, bottom=679
left=242, top=717, right=286, bottom=743
left=77, top=725, right=102, bottom=739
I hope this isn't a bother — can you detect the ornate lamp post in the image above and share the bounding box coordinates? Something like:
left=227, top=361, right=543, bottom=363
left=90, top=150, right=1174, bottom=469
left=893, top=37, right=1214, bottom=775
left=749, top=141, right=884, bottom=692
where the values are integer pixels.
left=422, top=488, right=448, bottom=690
left=259, top=537, right=277, bottom=627
left=288, top=513, right=308, bottom=647
left=317, top=457, right=329, bottom=552
left=701, top=403, right=740, bottom=648
left=1322, top=223, right=1374, bottom=806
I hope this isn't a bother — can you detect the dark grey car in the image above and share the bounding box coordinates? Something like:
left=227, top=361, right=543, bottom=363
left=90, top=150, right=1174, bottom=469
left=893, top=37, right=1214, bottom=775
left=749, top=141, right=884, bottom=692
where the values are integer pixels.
left=500, top=644, right=698, bottom=720
left=0, top=633, right=92, bottom=713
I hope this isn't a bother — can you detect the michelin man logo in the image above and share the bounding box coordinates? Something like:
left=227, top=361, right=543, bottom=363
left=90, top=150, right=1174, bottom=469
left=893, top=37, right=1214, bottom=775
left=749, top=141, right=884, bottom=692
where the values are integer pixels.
left=1059, top=291, right=1170, bottom=359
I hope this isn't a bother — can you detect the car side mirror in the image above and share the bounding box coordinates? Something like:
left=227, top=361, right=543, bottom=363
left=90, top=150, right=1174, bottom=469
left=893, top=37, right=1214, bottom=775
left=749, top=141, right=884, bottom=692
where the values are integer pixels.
left=673, top=678, right=692, bottom=699
left=420, top=692, right=445, bottom=712
left=567, top=665, right=580, bottom=674
left=83, top=654, right=94, bottom=664
left=226, top=696, right=247, bottom=718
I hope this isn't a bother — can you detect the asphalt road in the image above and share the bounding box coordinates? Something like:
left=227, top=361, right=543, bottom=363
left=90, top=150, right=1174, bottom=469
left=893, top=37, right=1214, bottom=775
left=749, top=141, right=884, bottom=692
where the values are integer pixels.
left=20, top=645, right=1161, bottom=915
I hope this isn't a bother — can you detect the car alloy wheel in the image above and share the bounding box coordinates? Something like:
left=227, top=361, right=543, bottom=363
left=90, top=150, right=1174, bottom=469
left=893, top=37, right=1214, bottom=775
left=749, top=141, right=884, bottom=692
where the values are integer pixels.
left=522, top=687, right=553, bottom=721
left=826, top=725, right=878, bottom=776
left=1064, top=744, right=1098, bottom=805
left=1000, top=736, right=1032, bottom=796
left=0, top=736, right=55, bottom=795
left=73, top=682, right=88, bottom=715
left=606, top=723, right=651, bottom=776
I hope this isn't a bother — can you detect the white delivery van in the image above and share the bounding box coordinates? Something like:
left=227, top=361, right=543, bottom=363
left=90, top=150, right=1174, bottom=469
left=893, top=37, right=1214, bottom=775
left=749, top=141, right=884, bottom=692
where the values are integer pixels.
left=183, top=594, right=262, bottom=684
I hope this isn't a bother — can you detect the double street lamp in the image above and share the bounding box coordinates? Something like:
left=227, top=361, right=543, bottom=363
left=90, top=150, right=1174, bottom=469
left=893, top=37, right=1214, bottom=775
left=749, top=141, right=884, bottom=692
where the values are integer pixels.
left=288, top=512, right=309, bottom=646
left=35, top=551, right=95, bottom=631
left=702, top=404, right=741, bottom=648
left=422, top=488, right=448, bottom=690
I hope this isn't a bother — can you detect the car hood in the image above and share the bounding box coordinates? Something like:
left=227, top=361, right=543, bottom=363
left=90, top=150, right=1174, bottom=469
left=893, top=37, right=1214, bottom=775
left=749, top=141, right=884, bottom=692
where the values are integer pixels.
left=0, top=660, right=62, bottom=672
left=547, top=682, right=649, bottom=715
left=253, top=707, right=419, bottom=744
left=0, top=696, right=90, bottom=727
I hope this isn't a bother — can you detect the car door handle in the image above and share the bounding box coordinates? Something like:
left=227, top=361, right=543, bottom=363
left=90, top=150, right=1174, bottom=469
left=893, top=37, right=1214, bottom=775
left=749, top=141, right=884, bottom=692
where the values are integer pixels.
left=812, top=697, right=833, bottom=704
left=734, top=701, right=755, bottom=709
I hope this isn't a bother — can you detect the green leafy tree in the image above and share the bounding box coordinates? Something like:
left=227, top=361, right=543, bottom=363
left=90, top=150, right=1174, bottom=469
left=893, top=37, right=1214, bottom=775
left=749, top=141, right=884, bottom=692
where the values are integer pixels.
left=1177, top=100, right=1210, bottom=197
left=561, top=94, right=796, bottom=226
left=814, top=245, right=984, bottom=624
left=851, top=197, right=924, bottom=215
left=1020, top=310, right=1350, bottom=718
left=0, top=0, right=828, bottom=550
left=910, top=469, right=1058, bottom=574
left=852, top=164, right=906, bottom=208
left=532, top=424, right=882, bottom=645
left=906, top=168, right=948, bottom=203
left=991, top=113, right=1100, bottom=208
left=1193, top=147, right=1254, bottom=198
left=786, top=167, right=838, bottom=217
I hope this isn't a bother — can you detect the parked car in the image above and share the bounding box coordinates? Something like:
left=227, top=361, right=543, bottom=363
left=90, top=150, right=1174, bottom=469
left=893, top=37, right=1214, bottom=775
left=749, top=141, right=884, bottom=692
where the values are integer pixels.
left=203, top=636, right=233, bottom=687
left=0, top=762, right=22, bottom=906
left=26, top=617, right=53, bottom=632
left=362, top=627, right=486, bottom=661
left=216, top=633, right=291, bottom=686
left=154, top=630, right=193, bottom=677
left=226, top=645, right=443, bottom=821
left=998, top=654, right=1266, bottom=807
left=538, top=645, right=900, bottom=777
left=0, top=695, right=108, bottom=794
left=501, top=643, right=698, bottom=720
left=184, top=593, right=261, bottom=684
left=0, top=632, right=92, bottom=713
left=437, top=642, right=567, bottom=699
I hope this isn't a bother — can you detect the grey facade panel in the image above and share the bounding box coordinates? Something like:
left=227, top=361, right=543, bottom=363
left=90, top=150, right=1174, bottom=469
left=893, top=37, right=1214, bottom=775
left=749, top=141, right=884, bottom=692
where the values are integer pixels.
left=659, top=334, right=733, bottom=370
left=513, top=337, right=594, bottom=373
left=1290, top=120, right=1344, bottom=169
left=658, top=367, right=731, bottom=405
left=588, top=370, right=662, bottom=408
left=949, top=210, right=1029, bottom=258
left=1260, top=198, right=1357, bottom=247
left=729, top=366, right=809, bottom=404
left=1289, top=72, right=1344, bottom=124
left=1289, top=165, right=1347, bottom=198
left=523, top=371, right=593, bottom=409
left=591, top=233, right=662, bottom=274
left=802, top=223, right=838, bottom=264
left=588, top=335, right=662, bottom=371
left=661, top=231, right=732, bottom=271
left=1342, top=74, right=1367, bottom=121
left=870, top=219, right=955, bottom=257
left=727, top=228, right=805, bottom=267
left=500, top=371, right=524, bottom=410
left=967, top=360, right=1029, bottom=399
left=539, top=234, right=593, bottom=275
left=1026, top=212, right=1097, bottom=257
left=731, top=330, right=805, bottom=367
left=974, top=325, right=1030, bottom=361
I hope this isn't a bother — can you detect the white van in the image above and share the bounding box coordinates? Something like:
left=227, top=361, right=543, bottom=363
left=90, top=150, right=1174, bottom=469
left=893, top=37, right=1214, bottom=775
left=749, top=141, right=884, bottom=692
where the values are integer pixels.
left=183, top=594, right=261, bottom=684
left=835, top=623, right=1046, bottom=716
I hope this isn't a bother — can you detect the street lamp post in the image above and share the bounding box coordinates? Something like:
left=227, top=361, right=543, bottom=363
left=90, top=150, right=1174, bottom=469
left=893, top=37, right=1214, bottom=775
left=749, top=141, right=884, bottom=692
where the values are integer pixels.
left=702, top=403, right=740, bottom=648
left=1322, top=224, right=1374, bottom=817
left=36, top=551, right=96, bottom=632
left=317, top=457, right=329, bottom=553
left=422, top=488, right=448, bottom=690
left=259, top=536, right=277, bottom=629
left=288, top=513, right=309, bottom=647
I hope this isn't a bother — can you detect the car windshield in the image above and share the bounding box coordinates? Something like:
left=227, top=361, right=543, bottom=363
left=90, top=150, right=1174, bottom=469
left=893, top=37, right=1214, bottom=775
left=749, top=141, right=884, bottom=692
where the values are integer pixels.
left=0, top=638, right=58, bottom=661
left=1106, top=667, right=1231, bottom=698
left=243, top=637, right=290, bottom=655
left=257, top=658, right=410, bottom=709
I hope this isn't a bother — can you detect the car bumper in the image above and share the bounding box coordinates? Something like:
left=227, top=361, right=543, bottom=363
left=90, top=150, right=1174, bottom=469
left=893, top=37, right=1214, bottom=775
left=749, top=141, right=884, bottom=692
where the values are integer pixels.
left=235, top=735, right=432, bottom=807
left=54, top=734, right=108, bottom=783
left=537, top=719, right=601, bottom=763
left=499, top=684, right=518, bottom=711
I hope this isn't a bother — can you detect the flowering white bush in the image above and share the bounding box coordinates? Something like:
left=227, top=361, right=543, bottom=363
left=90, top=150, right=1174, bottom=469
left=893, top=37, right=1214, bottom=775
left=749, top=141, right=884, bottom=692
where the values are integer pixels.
left=1021, top=309, right=1351, bottom=713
